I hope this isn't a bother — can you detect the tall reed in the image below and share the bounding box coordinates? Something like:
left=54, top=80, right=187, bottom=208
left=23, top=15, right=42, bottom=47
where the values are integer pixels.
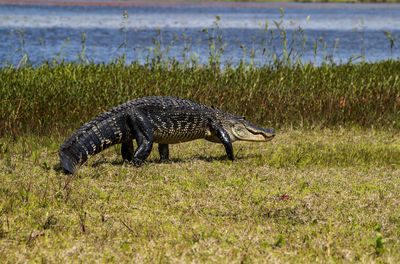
left=1, top=60, right=400, bottom=137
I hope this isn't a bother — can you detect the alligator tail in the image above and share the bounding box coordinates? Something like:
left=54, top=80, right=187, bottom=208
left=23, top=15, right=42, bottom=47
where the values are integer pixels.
left=59, top=111, right=127, bottom=174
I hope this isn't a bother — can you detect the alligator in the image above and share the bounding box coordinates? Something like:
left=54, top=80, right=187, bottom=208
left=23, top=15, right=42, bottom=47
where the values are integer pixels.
left=59, top=96, right=275, bottom=174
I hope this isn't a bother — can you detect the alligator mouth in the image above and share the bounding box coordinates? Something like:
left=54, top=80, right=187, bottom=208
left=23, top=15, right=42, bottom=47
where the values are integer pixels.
left=236, top=125, right=276, bottom=142
left=247, top=129, right=275, bottom=142
left=246, top=127, right=275, bottom=141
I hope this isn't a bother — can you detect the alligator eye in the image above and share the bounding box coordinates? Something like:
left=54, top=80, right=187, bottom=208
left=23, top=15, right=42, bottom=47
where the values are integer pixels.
left=234, top=124, right=247, bottom=137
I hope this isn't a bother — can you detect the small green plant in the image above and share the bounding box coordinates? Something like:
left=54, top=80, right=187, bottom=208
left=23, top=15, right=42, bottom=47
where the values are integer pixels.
left=117, top=10, right=130, bottom=60
left=352, top=17, right=367, bottom=62
left=78, top=33, right=88, bottom=63
left=374, top=224, right=385, bottom=256
left=13, top=28, right=31, bottom=68
left=273, top=234, right=285, bottom=248
left=374, top=235, right=385, bottom=256
left=202, top=15, right=228, bottom=70
left=54, top=37, right=71, bottom=64
left=383, top=30, right=395, bottom=59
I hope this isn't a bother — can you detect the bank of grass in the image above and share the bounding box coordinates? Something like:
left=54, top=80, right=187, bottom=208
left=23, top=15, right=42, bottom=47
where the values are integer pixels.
left=1, top=60, right=400, bottom=137
left=1, top=128, right=400, bottom=262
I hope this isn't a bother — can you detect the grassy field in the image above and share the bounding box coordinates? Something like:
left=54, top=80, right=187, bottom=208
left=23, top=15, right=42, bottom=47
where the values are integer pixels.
left=1, top=12, right=400, bottom=262
left=1, top=128, right=400, bottom=262
left=1, top=57, right=400, bottom=262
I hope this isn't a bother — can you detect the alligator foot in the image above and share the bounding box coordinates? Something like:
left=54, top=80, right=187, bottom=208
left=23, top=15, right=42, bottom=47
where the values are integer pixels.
left=158, top=144, right=169, bottom=161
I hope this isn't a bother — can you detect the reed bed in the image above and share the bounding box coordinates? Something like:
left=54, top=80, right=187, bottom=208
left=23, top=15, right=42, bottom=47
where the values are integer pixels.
left=1, top=59, right=400, bottom=137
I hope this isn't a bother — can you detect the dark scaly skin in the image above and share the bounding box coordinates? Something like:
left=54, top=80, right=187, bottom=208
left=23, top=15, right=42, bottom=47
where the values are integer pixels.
left=59, top=96, right=275, bottom=174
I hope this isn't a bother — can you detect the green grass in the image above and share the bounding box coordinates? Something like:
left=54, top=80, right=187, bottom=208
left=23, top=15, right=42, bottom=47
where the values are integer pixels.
left=1, top=128, right=400, bottom=262
left=1, top=60, right=400, bottom=137
left=2, top=9, right=400, bottom=262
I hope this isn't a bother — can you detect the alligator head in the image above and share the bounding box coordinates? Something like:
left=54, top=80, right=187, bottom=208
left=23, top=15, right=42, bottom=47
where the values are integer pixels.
left=226, top=116, right=276, bottom=142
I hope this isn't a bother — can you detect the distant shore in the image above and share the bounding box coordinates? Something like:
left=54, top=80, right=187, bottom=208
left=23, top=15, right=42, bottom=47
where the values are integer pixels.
left=1, top=0, right=400, bottom=8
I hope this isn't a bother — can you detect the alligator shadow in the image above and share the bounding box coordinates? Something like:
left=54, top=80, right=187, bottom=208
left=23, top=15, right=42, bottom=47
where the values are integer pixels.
left=53, top=163, right=64, bottom=173
left=54, top=153, right=261, bottom=174
left=88, top=153, right=257, bottom=168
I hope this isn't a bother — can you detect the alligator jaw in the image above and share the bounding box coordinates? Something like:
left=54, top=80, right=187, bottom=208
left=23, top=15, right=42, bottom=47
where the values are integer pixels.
left=246, top=126, right=275, bottom=142
left=231, top=121, right=275, bottom=142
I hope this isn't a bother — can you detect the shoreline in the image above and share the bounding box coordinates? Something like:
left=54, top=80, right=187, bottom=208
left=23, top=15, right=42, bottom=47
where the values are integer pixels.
left=1, top=0, right=400, bottom=9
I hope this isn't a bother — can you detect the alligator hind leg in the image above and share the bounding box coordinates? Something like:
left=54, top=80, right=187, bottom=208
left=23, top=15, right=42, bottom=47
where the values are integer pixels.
left=126, top=110, right=154, bottom=165
left=133, top=133, right=153, bottom=165
left=158, top=144, right=169, bottom=161
left=121, top=140, right=134, bottom=162
left=210, top=122, right=234, bottom=161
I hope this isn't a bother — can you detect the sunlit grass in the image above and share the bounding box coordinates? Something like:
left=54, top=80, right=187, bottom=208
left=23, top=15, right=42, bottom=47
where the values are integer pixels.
left=1, top=128, right=400, bottom=262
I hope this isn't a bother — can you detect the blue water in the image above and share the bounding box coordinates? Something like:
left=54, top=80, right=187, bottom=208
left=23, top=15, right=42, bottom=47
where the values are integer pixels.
left=1, top=2, right=400, bottom=66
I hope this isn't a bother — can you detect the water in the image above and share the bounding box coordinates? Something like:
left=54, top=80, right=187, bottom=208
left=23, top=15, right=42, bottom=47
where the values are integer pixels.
left=1, top=2, right=400, bottom=66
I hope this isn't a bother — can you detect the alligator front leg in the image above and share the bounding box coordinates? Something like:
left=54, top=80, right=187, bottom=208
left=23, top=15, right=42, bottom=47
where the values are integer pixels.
left=158, top=144, right=169, bottom=161
left=121, top=140, right=134, bottom=162
left=125, top=110, right=154, bottom=165
left=210, top=122, right=234, bottom=161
